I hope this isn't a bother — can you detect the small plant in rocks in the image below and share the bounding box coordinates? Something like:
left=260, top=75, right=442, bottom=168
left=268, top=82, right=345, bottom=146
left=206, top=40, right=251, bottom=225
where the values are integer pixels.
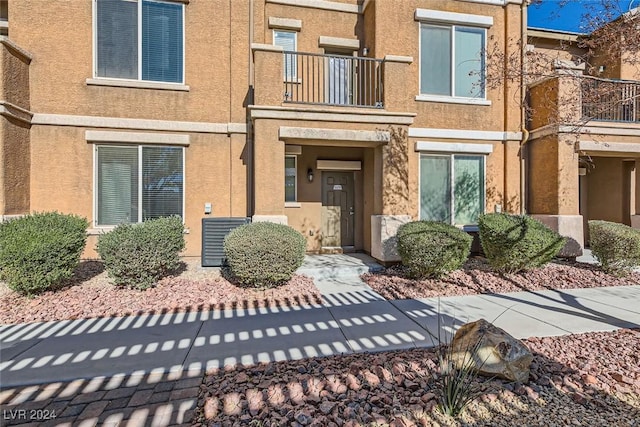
left=0, top=212, right=88, bottom=296
left=479, top=213, right=565, bottom=274
left=224, top=221, right=306, bottom=288
left=96, top=216, right=185, bottom=290
left=396, top=221, right=472, bottom=279
left=589, top=220, right=640, bottom=276
left=437, top=339, right=487, bottom=418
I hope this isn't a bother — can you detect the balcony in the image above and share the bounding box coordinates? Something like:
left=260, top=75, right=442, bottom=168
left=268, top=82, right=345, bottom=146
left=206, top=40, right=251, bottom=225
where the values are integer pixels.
left=581, top=78, right=640, bottom=123
left=251, top=44, right=413, bottom=112
left=282, top=51, right=383, bottom=108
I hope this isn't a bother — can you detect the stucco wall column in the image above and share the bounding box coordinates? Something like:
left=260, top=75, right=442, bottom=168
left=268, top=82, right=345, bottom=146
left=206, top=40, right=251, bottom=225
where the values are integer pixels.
left=251, top=44, right=284, bottom=106
left=252, top=120, right=285, bottom=220
left=1, top=39, right=32, bottom=218
left=632, top=159, right=640, bottom=228
left=503, top=139, right=521, bottom=213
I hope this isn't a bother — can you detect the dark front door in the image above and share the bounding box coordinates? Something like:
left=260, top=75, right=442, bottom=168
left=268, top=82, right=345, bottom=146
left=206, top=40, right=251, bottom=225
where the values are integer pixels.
left=321, top=171, right=355, bottom=247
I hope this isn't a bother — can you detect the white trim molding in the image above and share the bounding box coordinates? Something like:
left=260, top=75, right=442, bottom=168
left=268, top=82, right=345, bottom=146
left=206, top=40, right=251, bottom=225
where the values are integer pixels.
left=250, top=105, right=415, bottom=125
left=86, top=78, right=190, bottom=92
left=268, top=17, right=302, bottom=31
left=409, top=127, right=522, bottom=141
left=318, top=36, right=360, bottom=50
left=279, top=126, right=389, bottom=144
left=457, top=0, right=523, bottom=5
left=415, top=141, right=494, bottom=154
left=414, top=9, right=493, bottom=27
left=384, top=55, right=413, bottom=64
left=266, top=0, right=359, bottom=14
left=252, top=43, right=284, bottom=53
left=316, top=160, right=362, bottom=170
left=0, top=101, right=33, bottom=125
left=86, top=130, right=190, bottom=146
left=31, top=113, right=247, bottom=134
left=285, top=144, right=303, bottom=155
left=578, top=140, right=640, bottom=154
left=415, top=94, right=491, bottom=106
left=0, top=36, right=33, bottom=63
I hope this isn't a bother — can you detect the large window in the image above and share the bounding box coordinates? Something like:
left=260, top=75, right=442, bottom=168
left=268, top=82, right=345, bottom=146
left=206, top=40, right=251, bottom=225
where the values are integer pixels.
left=420, top=23, right=485, bottom=98
left=274, top=30, right=297, bottom=80
left=95, top=0, right=184, bottom=83
left=420, top=154, right=484, bottom=225
left=96, top=145, right=184, bottom=225
left=285, top=155, right=297, bottom=202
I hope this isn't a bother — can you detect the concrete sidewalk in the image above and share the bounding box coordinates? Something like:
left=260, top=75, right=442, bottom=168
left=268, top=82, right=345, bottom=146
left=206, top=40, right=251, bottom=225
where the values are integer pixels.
left=1, top=254, right=640, bottom=426
left=2, top=284, right=639, bottom=389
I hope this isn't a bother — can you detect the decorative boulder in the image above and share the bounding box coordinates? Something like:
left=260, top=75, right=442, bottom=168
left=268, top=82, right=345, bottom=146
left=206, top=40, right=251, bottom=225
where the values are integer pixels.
left=450, top=319, right=533, bottom=383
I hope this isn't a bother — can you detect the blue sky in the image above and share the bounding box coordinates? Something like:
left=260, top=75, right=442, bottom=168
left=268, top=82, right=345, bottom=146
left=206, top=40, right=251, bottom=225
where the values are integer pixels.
left=528, top=0, right=634, bottom=33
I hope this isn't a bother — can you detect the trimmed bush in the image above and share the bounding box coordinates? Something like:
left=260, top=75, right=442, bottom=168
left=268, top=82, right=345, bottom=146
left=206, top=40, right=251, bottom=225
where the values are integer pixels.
left=224, top=222, right=306, bottom=288
left=97, top=216, right=185, bottom=289
left=478, top=213, right=565, bottom=274
left=396, top=221, right=472, bottom=279
left=0, top=212, right=88, bottom=296
left=589, top=220, right=640, bottom=276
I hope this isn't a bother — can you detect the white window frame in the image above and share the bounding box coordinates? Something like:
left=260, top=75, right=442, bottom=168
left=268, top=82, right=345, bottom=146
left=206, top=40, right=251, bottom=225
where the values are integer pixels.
left=418, top=152, right=486, bottom=225
left=93, top=144, right=186, bottom=227
left=418, top=23, right=487, bottom=102
left=416, top=8, right=492, bottom=105
left=273, top=29, right=297, bottom=81
left=285, top=154, right=297, bottom=203
left=92, top=0, right=186, bottom=85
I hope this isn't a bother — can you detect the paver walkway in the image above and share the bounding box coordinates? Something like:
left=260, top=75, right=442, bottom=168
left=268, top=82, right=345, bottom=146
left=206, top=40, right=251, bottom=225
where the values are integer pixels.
left=1, top=254, right=640, bottom=426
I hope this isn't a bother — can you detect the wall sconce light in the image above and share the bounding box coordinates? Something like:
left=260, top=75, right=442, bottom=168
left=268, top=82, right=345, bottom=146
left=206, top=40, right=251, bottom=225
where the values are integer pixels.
left=362, top=47, right=369, bottom=56
left=307, top=168, right=314, bottom=183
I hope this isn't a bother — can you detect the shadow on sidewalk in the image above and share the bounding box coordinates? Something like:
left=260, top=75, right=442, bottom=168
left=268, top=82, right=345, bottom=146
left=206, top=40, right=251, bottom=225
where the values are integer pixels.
left=0, top=369, right=201, bottom=426
left=0, top=289, right=446, bottom=390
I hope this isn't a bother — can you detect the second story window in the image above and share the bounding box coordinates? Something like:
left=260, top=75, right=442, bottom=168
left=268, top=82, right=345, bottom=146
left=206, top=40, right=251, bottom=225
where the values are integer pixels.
left=95, top=0, right=184, bottom=84
left=420, top=23, right=485, bottom=99
left=274, top=30, right=297, bottom=81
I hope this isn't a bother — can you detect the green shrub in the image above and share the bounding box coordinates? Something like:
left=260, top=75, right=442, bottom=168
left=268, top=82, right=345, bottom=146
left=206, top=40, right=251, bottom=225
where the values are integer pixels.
left=589, top=220, right=640, bottom=276
left=0, top=212, right=88, bottom=296
left=224, top=221, right=306, bottom=288
left=396, top=221, right=472, bottom=279
left=96, top=216, right=185, bottom=289
left=478, top=213, right=565, bottom=274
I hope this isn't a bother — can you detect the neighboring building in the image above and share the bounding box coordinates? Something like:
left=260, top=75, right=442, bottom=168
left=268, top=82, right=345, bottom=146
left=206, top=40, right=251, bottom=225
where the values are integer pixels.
left=527, top=16, right=640, bottom=249
left=0, top=0, right=528, bottom=262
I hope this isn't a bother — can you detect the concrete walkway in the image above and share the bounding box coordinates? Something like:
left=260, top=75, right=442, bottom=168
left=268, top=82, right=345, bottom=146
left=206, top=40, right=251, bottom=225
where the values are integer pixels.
left=1, top=254, right=640, bottom=426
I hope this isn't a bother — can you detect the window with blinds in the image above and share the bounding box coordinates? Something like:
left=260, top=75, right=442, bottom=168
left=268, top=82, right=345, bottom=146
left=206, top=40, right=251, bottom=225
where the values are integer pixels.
left=96, top=145, right=184, bottom=225
left=274, top=30, right=297, bottom=81
left=420, top=23, right=485, bottom=98
left=419, top=154, right=485, bottom=225
left=285, top=156, right=296, bottom=202
left=96, top=0, right=184, bottom=84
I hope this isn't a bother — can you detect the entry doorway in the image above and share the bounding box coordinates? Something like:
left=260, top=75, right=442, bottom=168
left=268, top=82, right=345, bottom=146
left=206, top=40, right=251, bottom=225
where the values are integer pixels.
left=321, top=171, right=355, bottom=248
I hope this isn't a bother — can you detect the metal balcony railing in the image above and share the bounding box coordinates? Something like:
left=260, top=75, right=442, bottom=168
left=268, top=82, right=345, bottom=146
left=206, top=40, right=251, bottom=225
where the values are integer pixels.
left=282, top=51, right=384, bottom=108
left=581, top=78, right=640, bottom=123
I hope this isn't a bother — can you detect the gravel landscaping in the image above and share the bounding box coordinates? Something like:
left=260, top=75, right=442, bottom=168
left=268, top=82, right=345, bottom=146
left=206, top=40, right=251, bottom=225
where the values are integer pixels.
left=194, top=328, right=640, bottom=426
left=363, top=258, right=640, bottom=300
left=0, top=258, right=321, bottom=325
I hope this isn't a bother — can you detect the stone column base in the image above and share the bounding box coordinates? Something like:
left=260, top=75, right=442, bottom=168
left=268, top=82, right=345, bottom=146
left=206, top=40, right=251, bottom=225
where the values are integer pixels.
left=251, top=215, right=288, bottom=225
left=531, top=214, right=584, bottom=258
left=631, top=215, right=640, bottom=229
left=371, top=215, right=411, bottom=263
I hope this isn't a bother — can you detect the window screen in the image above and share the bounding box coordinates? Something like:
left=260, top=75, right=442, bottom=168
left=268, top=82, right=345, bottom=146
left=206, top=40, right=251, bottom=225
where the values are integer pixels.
left=285, top=156, right=296, bottom=202
left=97, top=145, right=183, bottom=225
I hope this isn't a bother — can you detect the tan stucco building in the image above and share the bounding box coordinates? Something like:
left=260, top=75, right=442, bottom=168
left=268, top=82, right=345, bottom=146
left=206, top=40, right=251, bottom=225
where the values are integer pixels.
left=527, top=21, right=640, bottom=250
left=1, top=0, right=534, bottom=262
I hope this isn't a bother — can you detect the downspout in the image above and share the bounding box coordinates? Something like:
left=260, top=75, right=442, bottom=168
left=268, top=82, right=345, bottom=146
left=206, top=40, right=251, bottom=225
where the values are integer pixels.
left=248, top=0, right=255, bottom=217
left=520, top=0, right=529, bottom=215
